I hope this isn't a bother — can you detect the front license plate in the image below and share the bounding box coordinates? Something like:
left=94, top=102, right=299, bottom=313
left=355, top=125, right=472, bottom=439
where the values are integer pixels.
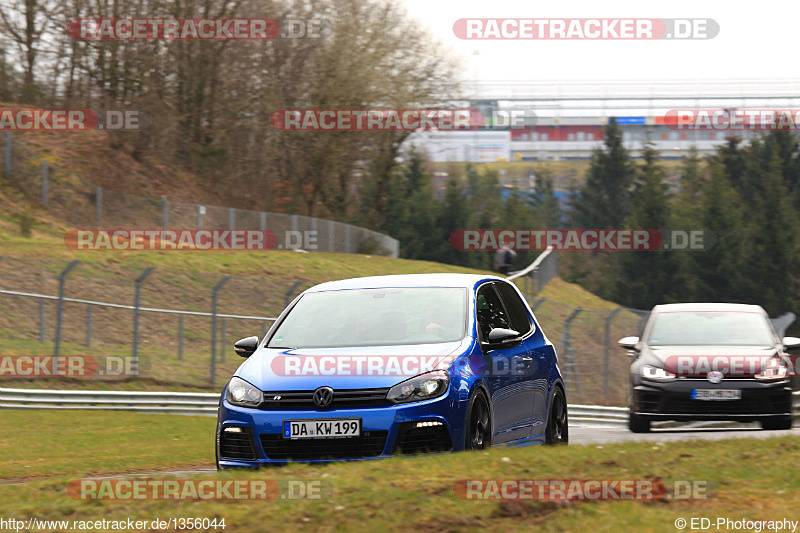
left=283, top=419, right=361, bottom=439
left=691, top=389, right=742, bottom=400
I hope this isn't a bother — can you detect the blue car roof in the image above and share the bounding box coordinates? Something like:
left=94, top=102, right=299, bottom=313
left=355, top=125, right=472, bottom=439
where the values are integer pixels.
left=305, top=273, right=503, bottom=293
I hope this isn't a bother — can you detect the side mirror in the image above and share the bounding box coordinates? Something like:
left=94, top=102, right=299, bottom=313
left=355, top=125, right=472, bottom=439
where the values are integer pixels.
left=234, top=336, right=259, bottom=358
left=618, top=336, right=640, bottom=350
left=782, top=336, right=800, bottom=350
left=484, top=328, right=521, bottom=348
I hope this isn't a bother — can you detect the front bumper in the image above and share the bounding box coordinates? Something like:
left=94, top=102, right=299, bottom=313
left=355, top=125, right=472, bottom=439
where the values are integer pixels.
left=631, top=378, right=793, bottom=422
left=216, top=391, right=464, bottom=467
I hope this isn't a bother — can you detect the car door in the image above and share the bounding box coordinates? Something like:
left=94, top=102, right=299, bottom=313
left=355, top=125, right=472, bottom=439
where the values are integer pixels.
left=475, top=282, right=535, bottom=444
left=494, top=281, right=551, bottom=439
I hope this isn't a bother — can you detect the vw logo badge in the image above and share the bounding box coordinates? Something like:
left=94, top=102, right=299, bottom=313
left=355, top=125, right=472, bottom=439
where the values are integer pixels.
left=313, top=386, right=334, bottom=409
left=706, top=371, right=724, bottom=384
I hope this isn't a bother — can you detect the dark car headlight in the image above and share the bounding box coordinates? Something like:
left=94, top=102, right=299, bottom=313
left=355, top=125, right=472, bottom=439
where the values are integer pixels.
left=755, top=357, right=789, bottom=381
left=226, top=377, right=263, bottom=407
left=641, top=365, right=676, bottom=381
left=386, top=371, right=449, bottom=404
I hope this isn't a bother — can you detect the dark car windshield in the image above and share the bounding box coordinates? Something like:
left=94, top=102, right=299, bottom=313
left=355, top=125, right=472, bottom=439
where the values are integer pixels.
left=647, top=311, right=775, bottom=346
left=267, top=287, right=467, bottom=348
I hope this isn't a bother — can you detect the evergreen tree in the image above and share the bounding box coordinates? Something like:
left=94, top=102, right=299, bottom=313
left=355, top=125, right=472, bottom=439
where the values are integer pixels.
left=572, top=118, right=636, bottom=228
left=615, top=140, right=677, bottom=308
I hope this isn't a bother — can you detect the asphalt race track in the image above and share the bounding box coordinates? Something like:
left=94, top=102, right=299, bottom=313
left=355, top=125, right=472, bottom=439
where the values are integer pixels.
left=570, top=423, right=800, bottom=444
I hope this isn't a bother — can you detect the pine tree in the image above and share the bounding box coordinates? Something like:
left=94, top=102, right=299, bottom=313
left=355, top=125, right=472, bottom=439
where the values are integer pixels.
left=572, top=118, right=636, bottom=229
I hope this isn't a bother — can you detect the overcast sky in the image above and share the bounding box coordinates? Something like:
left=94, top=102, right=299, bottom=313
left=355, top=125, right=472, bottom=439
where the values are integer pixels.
left=398, top=0, right=793, bottom=85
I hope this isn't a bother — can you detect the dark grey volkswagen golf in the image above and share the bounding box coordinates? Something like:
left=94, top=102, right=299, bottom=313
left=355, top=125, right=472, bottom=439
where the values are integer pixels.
left=619, top=303, right=797, bottom=433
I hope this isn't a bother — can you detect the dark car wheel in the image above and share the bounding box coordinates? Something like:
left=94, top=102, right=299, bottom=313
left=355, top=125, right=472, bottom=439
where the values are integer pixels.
left=760, top=416, right=792, bottom=430
left=465, top=390, right=491, bottom=450
left=545, top=387, right=568, bottom=445
left=629, top=412, right=651, bottom=433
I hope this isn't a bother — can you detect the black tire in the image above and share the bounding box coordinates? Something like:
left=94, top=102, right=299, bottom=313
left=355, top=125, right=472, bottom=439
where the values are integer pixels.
left=629, top=412, right=651, bottom=433
left=545, top=387, right=568, bottom=445
left=760, top=416, right=793, bottom=430
left=465, top=390, right=492, bottom=450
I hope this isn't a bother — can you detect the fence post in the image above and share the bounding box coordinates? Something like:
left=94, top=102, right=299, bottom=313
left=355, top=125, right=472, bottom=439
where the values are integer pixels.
left=261, top=322, right=268, bottom=341
left=220, top=318, right=227, bottom=361
left=132, top=267, right=155, bottom=370
left=558, top=308, right=583, bottom=402
left=86, top=306, right=93, bottom=347
left=54, top=260, right=80, bottom=359
left=603, top=307, right=624, bottom=399
left=228, top=208, right=235, bottom=230
left=328, top=221, right=334, bottom=252
left=196, top=204, right=203, bottom=229
left=96, top=187, right=103, bottom=227
left=162, top=197, right=169, bottom=229
left=39, top=300, right=45, bottom=343
left=178, top=315, right=184, bottom=360
left=260, top=212, right=266, bottom=231
left=42, top=161, right=48, bottom=208
left=285, top=280, right=305, bottom=307
left=4, top=131, right=10, bottom=178
left=210, top=276, right=232, bottom=385
left=344, top=224, right=351, bottom=253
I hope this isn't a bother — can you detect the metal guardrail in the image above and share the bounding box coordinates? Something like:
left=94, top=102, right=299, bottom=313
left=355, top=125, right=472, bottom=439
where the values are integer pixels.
left=2, top=388, right=796, bottom=425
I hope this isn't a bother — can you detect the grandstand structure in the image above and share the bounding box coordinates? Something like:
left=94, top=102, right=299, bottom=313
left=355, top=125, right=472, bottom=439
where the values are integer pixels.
left=409, top=79, right=800, bottom=162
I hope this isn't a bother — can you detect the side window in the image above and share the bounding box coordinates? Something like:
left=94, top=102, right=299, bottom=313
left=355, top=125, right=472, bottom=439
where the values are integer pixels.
left=475, top=284, right=510, bottom=340
left=495, top=282, right=533, bottom=335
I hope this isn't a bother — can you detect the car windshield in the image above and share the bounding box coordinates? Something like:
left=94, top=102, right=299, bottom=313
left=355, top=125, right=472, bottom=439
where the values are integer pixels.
left=647, top=311, right=775, bottom=346
left=267, top=287, right=467, bottom=348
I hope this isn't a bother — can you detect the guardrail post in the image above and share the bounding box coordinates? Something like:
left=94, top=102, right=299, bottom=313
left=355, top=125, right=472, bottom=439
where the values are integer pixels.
left=42, top=161, right=48, bottom=208
left=39, top=300, right=45, bottom=343
left=178, top=315, right=184, bottom=360
left=210, top=276, right=232, bottom=385
left=162, top=197, right=169, bottom=229
left=132, top=267, right=155, bottom=370
left=54, top=260, right=80, bottom=359
left=86, top=306, right=93, bottom=347
left=603, top=307, right=624, bottom=399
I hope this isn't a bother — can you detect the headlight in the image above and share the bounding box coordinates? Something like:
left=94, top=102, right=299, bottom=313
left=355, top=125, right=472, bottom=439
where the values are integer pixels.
left=226, top=377, right=263, bottom=407
left=755, top=357, right=788, bottom=381
left=386, top=371, right=449, bottom=404
left=641, top=365, right=676, bottom=381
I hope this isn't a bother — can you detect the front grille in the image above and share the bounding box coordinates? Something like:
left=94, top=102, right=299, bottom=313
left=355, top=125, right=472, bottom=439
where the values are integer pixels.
left=665, top=397, right=762, bottom=415
left=393, top=422, right=452, bottom=455
left=260, top=431, right=388, bottom=460
left=259, top=388, right=391, bottom=410
left=219, top=428, right=257, bottom=460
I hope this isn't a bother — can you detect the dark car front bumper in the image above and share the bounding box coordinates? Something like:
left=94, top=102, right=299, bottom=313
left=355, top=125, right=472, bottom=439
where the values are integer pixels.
left=631, top=378, right=793, bottom=422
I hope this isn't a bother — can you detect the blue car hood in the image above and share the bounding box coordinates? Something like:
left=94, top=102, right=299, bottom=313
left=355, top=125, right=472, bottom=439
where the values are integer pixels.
left=234, top=339, right=472, bottom=391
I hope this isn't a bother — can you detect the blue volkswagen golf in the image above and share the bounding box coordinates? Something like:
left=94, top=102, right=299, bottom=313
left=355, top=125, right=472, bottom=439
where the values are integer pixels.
left=216, top=273, right=567, bottom=467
